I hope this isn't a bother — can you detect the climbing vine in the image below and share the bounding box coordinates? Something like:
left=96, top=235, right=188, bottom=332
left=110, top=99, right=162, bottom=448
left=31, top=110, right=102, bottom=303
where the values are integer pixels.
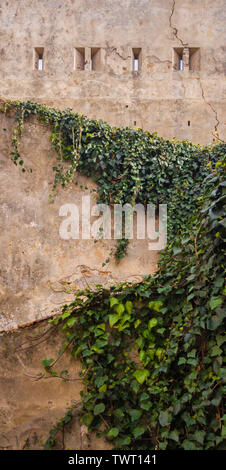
left=0, top=100, right=225, bottom=450
left=43, top=156, right=225, bottom=450
left=0, top=99, right=224, bottom=262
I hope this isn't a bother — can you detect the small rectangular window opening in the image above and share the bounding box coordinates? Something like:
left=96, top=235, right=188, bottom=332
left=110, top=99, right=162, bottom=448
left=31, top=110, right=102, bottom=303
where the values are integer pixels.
left=132, top=48, right=142, bottom=71
left=91, top=48, right=101, bottom=71
left=189, top=48, right=200, bottom=71
left=188, top=120, right=191, bottom=127
left=173, top=47, right=200, bottom=72
left=75, top=47, right=85, bottom=71
left=34, top=47, right=44, bottom=71
left=38, top=58, right=43, bottom=70
left=134, top=58, right=139, bottom=71
left=173, top=48, right=183, bottom=71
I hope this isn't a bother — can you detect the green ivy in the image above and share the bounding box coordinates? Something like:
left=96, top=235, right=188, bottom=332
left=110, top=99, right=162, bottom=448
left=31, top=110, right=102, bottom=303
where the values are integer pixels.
left=0, top=99, right=224, bottom=262
left=44, top=158, right=225, bottom=450
left=0, top=100, right=225, bottom=449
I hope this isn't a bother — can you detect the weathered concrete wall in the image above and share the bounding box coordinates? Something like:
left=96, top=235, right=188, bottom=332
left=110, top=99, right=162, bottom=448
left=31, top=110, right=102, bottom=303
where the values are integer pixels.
left=1, top=113, right=144, bottom=449
left=0, top=319, right=111, bottom=450
left=0, top=0, right=225, bottom=144
left=0, top=112, right=159, bottom=331
left=0, top=0, right=225, bottom=450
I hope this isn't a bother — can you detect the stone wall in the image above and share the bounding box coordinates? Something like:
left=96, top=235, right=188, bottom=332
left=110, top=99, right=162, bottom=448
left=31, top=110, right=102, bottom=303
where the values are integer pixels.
left=0, top=0, right=225, bottom=450
left=0, top=0, right=225, bottom=144
left=0, top=112, right=159, bottom=331
left=0, top=319, right=111, bottom=450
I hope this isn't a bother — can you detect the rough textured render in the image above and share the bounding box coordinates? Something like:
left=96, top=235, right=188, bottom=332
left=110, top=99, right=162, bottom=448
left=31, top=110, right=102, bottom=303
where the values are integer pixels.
left=0, top=0, right=225, bottom=144
left=0, top=113, right=159, bottom=331
left=0, top=319, right=111, bottom=450
left=0, top=0, right=225, bottom=450
left=0, top=0, right=224, bottom=332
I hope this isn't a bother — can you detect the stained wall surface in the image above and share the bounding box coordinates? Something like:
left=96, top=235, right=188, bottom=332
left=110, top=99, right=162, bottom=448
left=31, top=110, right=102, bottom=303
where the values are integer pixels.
left=0, top=319, right=111, bottom=450
left=0, top=112, right=155, bottom=448
left=0, top=0, right=225, bottom=450
left=0, top=0, right=225, bottom=144
left=0, top=113, right=159, bottom=331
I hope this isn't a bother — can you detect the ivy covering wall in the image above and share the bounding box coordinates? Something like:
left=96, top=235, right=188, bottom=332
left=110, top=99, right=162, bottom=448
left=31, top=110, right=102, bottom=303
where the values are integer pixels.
left=0, top=100, right=225, bottom=450
left=1, top=99, right=224, bottom=261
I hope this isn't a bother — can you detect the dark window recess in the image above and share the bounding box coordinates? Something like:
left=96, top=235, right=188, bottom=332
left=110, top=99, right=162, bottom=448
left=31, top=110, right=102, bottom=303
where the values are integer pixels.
left=132, top=48, right=142, bottom=71
left=75, top=48, right=85, bottom=70
left=34, top=47, right=44, bottom=70
left=173, top=48, right=183, bottom=71
left=134, top=58, right=139, bottom=71
left=173, top=47, right=200, bottom=71
left=189, top=48, right=200, bottom=71
left=188, top=120, right=191, bottom=127
left=91, top=48, right=101, bottom=71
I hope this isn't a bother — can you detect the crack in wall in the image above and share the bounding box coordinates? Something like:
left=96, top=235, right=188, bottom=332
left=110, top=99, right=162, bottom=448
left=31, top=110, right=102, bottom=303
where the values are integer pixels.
left=198, top=78, right=220, bottom=137
left=106, top=43, right=131, bottom=61
left=169, top=0, right=188, bottom=46
left=147, top=55, right=172, bottom=65
left=114, top=49, right=131, bottom=61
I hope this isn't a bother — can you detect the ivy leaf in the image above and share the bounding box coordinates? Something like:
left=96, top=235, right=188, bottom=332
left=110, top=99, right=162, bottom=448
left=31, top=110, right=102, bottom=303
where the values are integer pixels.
left=210, top=345, right=223, bottom=357
left=61, top=310, right=72, bottom=320
left=209, top=296, right=222, bottom=310
left=148, top=318, right=158, bottom=330
left=114, top=303, right=125, bottom=315
left=207, top=310, right=225, bottom=330
left=193, top=431, right=205, bottom=445
left=128, top=409, right=142, bottom=422
left=107, top=428, right=119, bottom=439
left=66, top=317, right=77, bottom=328
left=182, top=440, right=200, bottom=450
left=93, top=403, right=105, bottom=415
left=159, top=410, right=172, bottom=427
left=109, top=313, right=120, bottom=328
left=168, top=430, right=179, bottom=442
left=42, top=358, right=54, bottom=370
left=222, top=425, right=226, bottom=438
left=148, top=300, right=163, bottom=312
left=94, top=375, right=108, bottom=388
left=133, top=426, right=146, bottom=438
left=116, top=436, right=131, bottom=446
left=114, top=409, right=125, bottom=420
left=178, top=357, right=186, bottom=365
left=133, top=369, right=150, bottom=384
left=125, top=300, right=133, bottom=314
left=140, top=401, right=152, bottom=411
left=134, top=319, right=141, bottom=328
left=173, top=246, right=182, bottom=255
left=110, top=297, right=119, bottom=308
left=82, top=413, right=94, bottom=427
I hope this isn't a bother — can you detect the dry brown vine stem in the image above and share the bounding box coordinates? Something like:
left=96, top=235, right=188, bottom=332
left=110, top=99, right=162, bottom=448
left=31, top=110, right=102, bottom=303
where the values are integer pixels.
left=212, top=132, right=226, bottom=144
left=99, top=414, right=110, bottom=429
left=44, top=336, right=75, bottom=370
left=36, top=375, right=83, bottom=382
left=13, top=327, right=55, bottom=353
left=16, top=352, right=82, bottom=382
left=15, top=352, right=44, bottom=381
left=193, top=221, right=204, bottom=261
